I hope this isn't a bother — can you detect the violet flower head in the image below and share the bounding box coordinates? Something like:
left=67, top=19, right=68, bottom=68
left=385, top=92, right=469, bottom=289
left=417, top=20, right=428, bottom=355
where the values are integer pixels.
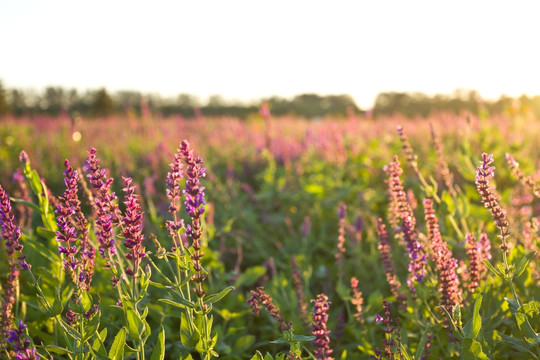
left=475, top=153, right=510, bottom=252
left=311, top=294, right=333, bottom=360
left=0, top=184, right=28, bottom=341
left=7, top=320, right=39, bottom=360
left=85, top=147, right=120, bottom=258
left=247, top=287, right=291, bottom=331
left=376, top=219, right=405, bottom=306
left=466, top=233, right=481, bottom=294
left=401, top=215, right=426, bottom=293
left=121, top=177, right=146, bottom=277
left=180, top=140, right=207, bottom=297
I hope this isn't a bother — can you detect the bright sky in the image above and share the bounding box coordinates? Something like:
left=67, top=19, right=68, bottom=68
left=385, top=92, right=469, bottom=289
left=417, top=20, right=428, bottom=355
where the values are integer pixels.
left=1, top=0, right=540, bottom=108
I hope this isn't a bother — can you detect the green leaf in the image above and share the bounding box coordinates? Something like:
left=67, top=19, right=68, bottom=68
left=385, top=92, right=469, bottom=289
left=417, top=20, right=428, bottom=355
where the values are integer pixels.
left=57, top=318, right=81, bottom=342
left=439, top=306, right=464, bottom=340
left=462, top=337, right=489, bottom=360
left=72, top=291, right=93, bottom=314
left=50, top=293, right=64, bottom=317
left=83, top=311, right=101, bottom=342
left=234, top=266, right=266, bottom=288
left=499, top=333, right=536, bottom=355
left=36, top=294, right=52, bottom=315
left=125, top=309, right=144, bottom=341
left=109, top=327, right=126, bottom=360
left=41, top=345, right=75, bottom=355
left=482, top=260, right=502, bottom=277
left=514, top=251, right=537, bottom=279
left=464, top=294, right=483, bottom=340
left=150, top=325, right=165, bottom=360
left=92, top=328, right=108, bottom=355
left=515, top=312, right=540, bottom=344
left=159, top=298, right=196, bottom=310
left=249, top=351, right=265, bottom=360
left=149, top=280, right=168, bottom=289
left=232, top=335, right=255, bottom=354
left=415, top=325, right=431, bottom=360
left=9, top=197, right=41, bottom=212
left=204, top=286, right=235, bottom=306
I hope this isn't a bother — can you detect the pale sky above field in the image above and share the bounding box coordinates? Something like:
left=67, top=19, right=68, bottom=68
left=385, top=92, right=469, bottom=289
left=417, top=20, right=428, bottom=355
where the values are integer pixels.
left=1, top=0, right=540, bottom=108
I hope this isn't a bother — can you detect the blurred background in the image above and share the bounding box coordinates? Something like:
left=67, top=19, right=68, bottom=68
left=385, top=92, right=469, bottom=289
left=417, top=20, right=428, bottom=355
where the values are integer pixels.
left=1, top=0, right=540, bottom=119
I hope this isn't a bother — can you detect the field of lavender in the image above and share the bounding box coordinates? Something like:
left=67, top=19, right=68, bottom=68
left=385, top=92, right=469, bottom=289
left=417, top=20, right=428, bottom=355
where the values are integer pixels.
left=0, top=112, right=539, bottom=359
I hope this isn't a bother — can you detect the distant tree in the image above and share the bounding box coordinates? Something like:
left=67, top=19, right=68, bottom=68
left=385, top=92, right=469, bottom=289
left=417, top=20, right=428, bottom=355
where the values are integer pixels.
left=0, top=82, right=9, bottom=116
left=91, top=88, right=115, bottom=117
left=43, top=87, right=66, bottom=116
left=9, top=89, right=27, bottom=116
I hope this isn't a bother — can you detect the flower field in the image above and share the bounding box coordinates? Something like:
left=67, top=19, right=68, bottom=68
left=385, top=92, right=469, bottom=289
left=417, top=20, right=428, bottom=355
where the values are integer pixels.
left=0, top=112, right=538, bottom=359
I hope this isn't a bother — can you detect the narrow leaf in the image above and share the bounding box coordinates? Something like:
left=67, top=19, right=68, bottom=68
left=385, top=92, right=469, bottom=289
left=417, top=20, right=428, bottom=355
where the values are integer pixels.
left=108, top=327, right=126, bottom=360
left=150, top=326, right=166, bottom=360
left=514, top=251, right=537, bottom=279
left=204, top=286, right=235, bottom=306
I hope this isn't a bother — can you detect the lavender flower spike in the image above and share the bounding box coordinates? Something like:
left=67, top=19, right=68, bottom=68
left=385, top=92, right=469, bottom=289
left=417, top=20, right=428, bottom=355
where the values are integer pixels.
left=121, top=177, right=146, bottom=277
left=311, top=294, right=333, bottom=360
left=0, top=184, right=28, bottom=342
left=7, top=320, right=40, bottom=360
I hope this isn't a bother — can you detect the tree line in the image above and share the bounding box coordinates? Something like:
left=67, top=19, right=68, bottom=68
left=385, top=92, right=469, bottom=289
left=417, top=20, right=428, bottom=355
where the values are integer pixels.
left=0, top=83, right=538, bottom=119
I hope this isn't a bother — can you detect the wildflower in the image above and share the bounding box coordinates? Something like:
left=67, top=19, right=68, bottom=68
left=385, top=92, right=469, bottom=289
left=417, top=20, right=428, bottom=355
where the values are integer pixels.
left=402, top=216, right=426, bottom=293
left=85, top=148, right=120, bottom=257
left=336, top=203, right=347, bottom=278
left=430, top=123, right=455, bottom=195
left=301, top=215, right=311, bottom=238
left=247, top=287, right=291, bottom=331
left=465, top=233, right=481, bottom=293
left=165, top=144, right=185, bottom=249
left=475, top=153, right=510, bottom=252
left=311, top=294, right=333, bottom=360
left=350, top=277, right=364, bottom=322
left=55, top=160, right=95, bottom=289
left=424, top=198, right=460, bottom=312
left=0, top=184, right=28, bottom=342
left=121, top=177, right=146, bottom=277
left=506, top=153, right=540, bottom=197
left=385, top=156, right=415, bottom=230
left=6, top=320, right=39, bottom=360
left=376, top=219, right=405, bottom=305
left=180, top=140, right=207, bottom=297
left=397, top=125, right=420, bottom=178
left=371, top=300, right=396, bottom=360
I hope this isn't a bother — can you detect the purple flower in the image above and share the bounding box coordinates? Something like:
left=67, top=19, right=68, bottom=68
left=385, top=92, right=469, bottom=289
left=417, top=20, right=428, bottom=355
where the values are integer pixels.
left=311, top=294, right=333, bottom=360
left=0, top=184, right=29, bottom=341
left=475, top=153, right=510, bottom=252
left=180, top=140, right=207, bottom=297
left=121, top=177, right=146, bottom=277
left=7, top=320, right=39, bottom=360
left=85, top=148, right=120, bottom=258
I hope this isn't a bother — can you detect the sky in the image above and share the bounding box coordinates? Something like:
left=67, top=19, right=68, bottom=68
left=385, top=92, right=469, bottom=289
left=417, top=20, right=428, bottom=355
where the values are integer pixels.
left=1, top=0, right=540, bottom=108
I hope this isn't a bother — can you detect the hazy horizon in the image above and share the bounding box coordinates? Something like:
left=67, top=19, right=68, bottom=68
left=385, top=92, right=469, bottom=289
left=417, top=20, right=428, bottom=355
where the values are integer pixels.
left=2, top=0, right=540, bottom=108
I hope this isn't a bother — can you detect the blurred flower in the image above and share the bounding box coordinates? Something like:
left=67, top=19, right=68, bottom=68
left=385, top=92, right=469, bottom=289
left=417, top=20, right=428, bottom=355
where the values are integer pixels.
left=311, top=294, right=333, bottom=360
left=121, top=177, right=146, bottom=277
left=247, top=287, right=291, bottom=331
left=476, top=153, right=510, bottom=252
left=6, top=320, right=39, bottom=360
left=291, top=256, right=308, bottom=323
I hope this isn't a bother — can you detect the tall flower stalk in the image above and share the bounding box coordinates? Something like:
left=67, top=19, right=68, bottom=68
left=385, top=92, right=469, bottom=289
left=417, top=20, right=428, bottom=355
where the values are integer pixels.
left=0, top=185, right=29, bottom=352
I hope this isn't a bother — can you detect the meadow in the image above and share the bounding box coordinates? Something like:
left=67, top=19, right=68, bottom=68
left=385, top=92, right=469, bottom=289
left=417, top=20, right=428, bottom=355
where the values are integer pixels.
left=0, top=111, right=538, bottom=359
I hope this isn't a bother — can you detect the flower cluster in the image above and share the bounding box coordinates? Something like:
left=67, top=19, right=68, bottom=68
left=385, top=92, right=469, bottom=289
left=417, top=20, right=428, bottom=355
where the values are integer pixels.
left=247, top=287, right=291, bottom=331
left=465, top=233, right=481, bottom=294
left=85, top=148, right=120, bottom=258
left=165, top=145, right=185, bottom=248
left=376, top=219, right=405, bottom=306
left=121, top=177, right=146, bottom=277
left=0, top=184, right=28, bottom=343
left=372, top=300, right=397, bottom=360
left=396, top=125, right=420, bottom=177
left=311, top=294, right=333, bottom=360
left=430, top=123, right=455, bottom=195
left=336, top=203, right=347, bottom=278
left=350, top=277, right=364, bottom=322
left=55, top=160, right=95, bottom=289
left=180, top=140, right=207, bottom=297
left=385, top=156, right=415, bottom=230
left=401, top=216, right=426, bottom=293
left=506, top=153, right=540, bottom=198
left=424, top=198, right=461, bottom=312
left=7, top=321, right=39, bottom=360
left=475, top=153, right=510, bottom=252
